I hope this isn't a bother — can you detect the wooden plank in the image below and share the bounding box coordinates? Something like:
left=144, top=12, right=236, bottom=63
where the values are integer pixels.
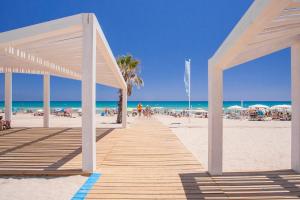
left=0, top=127, right=113, bottom=175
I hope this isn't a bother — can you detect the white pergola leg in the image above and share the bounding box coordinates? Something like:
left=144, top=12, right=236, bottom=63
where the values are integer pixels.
left=5, top=72, right=12, bottom=122
left=43, top=74, right=50, bottom=128
left=122, top=88, right=127, bottom=128
left=208, top=63, right=223, bottom=175
left=82, top=14, right=96, bottom=173
left=291, top=43, right=300, bottom=172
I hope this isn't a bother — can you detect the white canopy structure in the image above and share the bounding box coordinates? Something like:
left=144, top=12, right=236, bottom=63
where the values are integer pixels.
left=0, top=13, right=127, bottom=173
left=208, top=0, right=300, bottom=175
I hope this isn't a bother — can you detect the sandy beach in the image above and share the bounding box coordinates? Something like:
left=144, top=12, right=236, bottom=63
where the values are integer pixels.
left=156, top=115, right=291, bottom=172
left=0, top=175, right=87, bottom=200
left=0, top=113, right=135, bottom=128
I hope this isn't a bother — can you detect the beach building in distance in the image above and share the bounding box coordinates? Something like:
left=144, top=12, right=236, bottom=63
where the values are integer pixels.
left=0, top=13, right=127, bottom=173
left=209, top=0, right=300, bottom=175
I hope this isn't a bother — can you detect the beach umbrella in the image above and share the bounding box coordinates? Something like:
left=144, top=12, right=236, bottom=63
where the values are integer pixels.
left=127, top=108, right=135, bottom=112
left=169, top=109, right=182, bottom=114
left=270, top=104, right=291, bottom=110
left=249, top=104, right=269, bottom=109
left=194, top=108, right=208, bottom=113
left=64, top=108, right=72, bottom=112
left=174, top=109, right=183, bottom=113
left=227, top=105, right=243, bottom=111
left=190, top=109, right=208, bottom=114
left=155, top=107, right=163, bottom=109
left=54, top=108, right=63, bottom=112
left=270, top=105, right=291, bottom=112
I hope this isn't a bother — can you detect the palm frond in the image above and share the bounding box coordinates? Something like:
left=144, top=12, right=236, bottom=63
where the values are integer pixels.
left=116, top=54, right=144, bottom=96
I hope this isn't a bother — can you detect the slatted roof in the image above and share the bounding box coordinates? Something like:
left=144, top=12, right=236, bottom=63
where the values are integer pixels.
left=210, top=0, right=300, bottom=70
left=0, top=13, right=126, bottom=89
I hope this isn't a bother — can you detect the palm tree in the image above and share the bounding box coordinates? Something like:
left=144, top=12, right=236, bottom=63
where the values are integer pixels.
left=116, top=54, right=143, bottom=123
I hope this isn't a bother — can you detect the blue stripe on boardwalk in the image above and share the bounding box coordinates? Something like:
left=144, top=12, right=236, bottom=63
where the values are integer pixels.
left=71, top=173, right=101, bottom=200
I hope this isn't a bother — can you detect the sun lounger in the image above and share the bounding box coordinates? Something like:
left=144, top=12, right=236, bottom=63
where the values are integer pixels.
left=0, top=120, right=3, bottom=131
left=0, top=116, right=11, bottom=131
left=34, top=109, right=44, bottom=116
left=64, top=108, right=73, bottom=117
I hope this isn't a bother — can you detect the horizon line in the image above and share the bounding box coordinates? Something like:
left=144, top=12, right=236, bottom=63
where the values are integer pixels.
left=0, top=100, right=292, bottom=102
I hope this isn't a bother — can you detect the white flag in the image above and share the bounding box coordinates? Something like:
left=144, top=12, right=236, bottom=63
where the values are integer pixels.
left=184, top=59, right=191, bottom=98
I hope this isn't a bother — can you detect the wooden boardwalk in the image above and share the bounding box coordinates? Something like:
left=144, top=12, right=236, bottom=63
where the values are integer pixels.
left=86, top=119, right=300, bottom=200
left=87, top=119, right=225, bottom=199
left=0, top=127, right=113, bottom=175
left=2, top=119, right=300, bottom=199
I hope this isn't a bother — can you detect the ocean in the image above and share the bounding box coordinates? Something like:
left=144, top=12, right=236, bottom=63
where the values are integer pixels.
left=0, top=101, right=292, bottom=110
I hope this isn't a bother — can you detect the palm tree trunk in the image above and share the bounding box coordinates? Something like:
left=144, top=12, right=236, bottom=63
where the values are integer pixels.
left=117, top=89, right=122, bottom=123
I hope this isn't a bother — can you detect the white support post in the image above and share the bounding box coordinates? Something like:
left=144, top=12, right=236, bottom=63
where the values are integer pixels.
left=43, top=74, right=50, bottom=128
left=291, top=43, right=300, bottom=172
left=208, top=62, right=223, bottom=175
left=82, top=14, right=96, bottom=173
left=5, top=72, right=12, bottom=122
left=122, top=88, right=127, bottom=128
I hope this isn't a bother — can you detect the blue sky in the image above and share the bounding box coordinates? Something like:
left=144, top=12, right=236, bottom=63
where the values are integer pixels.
left=0, top=0, right=292, bottom=101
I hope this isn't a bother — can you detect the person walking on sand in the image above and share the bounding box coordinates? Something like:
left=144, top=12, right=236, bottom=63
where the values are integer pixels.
left=137, top=103, right=143, bottom=117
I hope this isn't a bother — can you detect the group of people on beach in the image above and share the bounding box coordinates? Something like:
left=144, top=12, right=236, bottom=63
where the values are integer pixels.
left=137, top=103, right=152, bottom=118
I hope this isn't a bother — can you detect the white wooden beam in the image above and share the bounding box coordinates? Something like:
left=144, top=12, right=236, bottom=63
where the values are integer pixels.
left=43, top=74, right=50, bottom=128
left=288, top=1, right=300, bottom=8
left=94, top=17, right=127, bottom=90
left=210, top=0, right=290, bottom=69
left=228, top=35, right=300, bottom=67
left=208, top=62, right=223, bottom=175
left=81, top=13, right=96, bottom=173
left=0, top=14, right=83, bottom=47
left=291, top=42, right=300, bottom=172
left=263, top=22, right=300, bottom=34
left=4, top=72, right=12, bottom=122
left=269, top=16, right=300, bottom=28
left=13, top=31, right=82, bottom=50
left=0, top=55, right=81, bottom=80
left=253, top=26, right=300, bottom=44
left=122, top=88, right=127, bottom=128
left=0, top=13, right=126, bottom=92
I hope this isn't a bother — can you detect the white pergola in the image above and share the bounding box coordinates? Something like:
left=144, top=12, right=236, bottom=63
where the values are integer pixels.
left=209, top=0, right=300, bottom=175
left=0, top=13, right=127, bottom=173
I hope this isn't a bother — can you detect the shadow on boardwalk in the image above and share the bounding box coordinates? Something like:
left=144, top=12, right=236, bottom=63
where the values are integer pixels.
left=0, top=127, right=114, bottom=175
left=180, top=169, right=300, bottom=199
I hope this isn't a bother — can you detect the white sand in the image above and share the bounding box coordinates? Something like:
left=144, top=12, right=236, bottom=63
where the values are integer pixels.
left=156, top=115, right=291, bottom=172
left=0, top=175, right=87, bottom=200
left=0, top=113, right=135, bottom=128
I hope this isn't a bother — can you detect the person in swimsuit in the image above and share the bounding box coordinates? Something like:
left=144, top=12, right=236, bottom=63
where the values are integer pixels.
left=137, top=103, right=143, bottom=117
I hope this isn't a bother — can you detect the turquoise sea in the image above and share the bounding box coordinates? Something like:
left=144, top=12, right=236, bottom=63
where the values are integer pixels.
left=0, top=101, right=292, bottom=110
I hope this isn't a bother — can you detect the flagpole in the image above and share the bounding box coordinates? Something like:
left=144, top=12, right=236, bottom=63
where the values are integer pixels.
left=188, top=59, right=191, bottom=124
left=184, top=58, right=191, bottom=124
